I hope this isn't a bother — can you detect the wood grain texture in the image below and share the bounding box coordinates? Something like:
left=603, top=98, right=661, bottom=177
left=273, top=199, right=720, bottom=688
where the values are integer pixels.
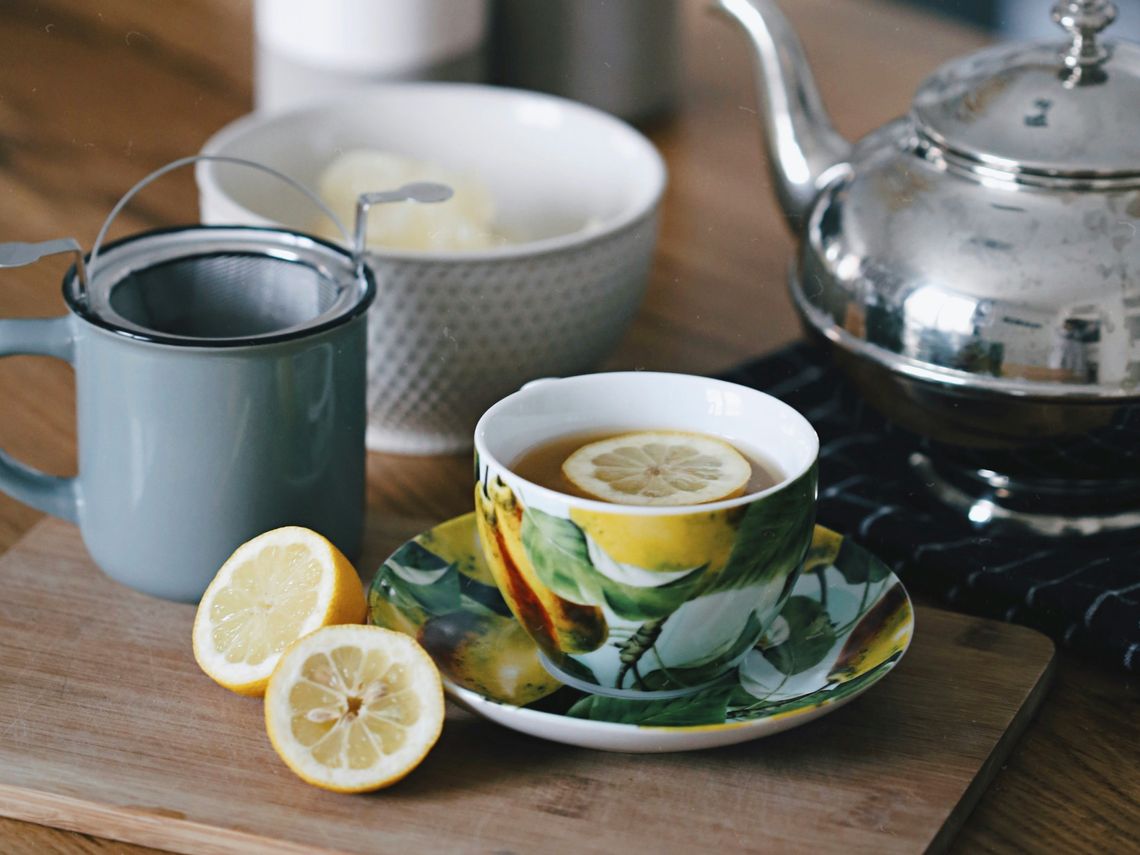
left=0, top=0, right=1135, bottom=852
left=0, top=518, right=1053, bottom=855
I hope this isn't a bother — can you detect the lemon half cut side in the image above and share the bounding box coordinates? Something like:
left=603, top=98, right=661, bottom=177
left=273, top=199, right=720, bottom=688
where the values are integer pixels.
left=264, top=625, right=445, bottom=793
left=192, top=527, right=367, bottom=697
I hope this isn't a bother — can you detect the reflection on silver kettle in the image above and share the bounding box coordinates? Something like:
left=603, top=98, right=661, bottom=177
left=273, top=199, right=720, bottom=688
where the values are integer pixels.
left=715, top=0, right=1140, bottom=535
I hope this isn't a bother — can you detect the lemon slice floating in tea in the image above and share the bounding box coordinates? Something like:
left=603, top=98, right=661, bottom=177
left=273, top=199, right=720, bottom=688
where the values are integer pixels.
left=562, top=430, right=752, bottom=506
left=192, top=527, right=367, bottom=697
left=264, top=625, right=445, bottom=793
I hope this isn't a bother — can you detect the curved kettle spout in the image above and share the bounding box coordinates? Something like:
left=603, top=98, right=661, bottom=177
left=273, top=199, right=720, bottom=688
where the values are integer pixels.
left=712, top=0, right=852, bottom=228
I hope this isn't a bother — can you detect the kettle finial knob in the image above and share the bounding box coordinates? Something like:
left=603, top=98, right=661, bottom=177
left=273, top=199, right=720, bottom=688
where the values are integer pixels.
left=1051, top=0, right=1117, bottom=68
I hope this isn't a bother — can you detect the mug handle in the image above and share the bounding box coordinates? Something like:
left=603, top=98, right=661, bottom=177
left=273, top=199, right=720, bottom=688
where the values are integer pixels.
left=0, top=240, right=81, bottom=523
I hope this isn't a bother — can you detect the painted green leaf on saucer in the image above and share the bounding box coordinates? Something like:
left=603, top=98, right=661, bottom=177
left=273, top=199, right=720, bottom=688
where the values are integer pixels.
left=566, top=686, right=735, bottom=727
left=369, top=513, right=913, bottom=733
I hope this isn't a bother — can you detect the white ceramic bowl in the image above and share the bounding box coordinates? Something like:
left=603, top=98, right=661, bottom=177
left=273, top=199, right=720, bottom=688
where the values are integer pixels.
left=197, top=83, right=666, bottom=454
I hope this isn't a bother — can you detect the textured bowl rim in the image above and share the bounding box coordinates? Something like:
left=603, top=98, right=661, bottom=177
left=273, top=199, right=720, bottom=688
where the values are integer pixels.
left=197, top=82, right=668, bottom=263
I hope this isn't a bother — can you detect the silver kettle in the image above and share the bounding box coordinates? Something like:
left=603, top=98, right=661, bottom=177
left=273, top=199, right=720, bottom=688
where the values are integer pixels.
left=715, top=0, right=1140, bottom=536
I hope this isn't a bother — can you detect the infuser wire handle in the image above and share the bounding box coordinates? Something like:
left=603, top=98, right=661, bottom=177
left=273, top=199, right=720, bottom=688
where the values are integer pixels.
left=84, top=154, right=353, bottom=304
left=85, top=156, right=453, bottom=298
left=352, top=182, right=454, bottom=269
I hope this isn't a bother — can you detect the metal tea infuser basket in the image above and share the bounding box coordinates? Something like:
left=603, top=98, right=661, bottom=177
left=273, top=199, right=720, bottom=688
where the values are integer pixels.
left=0, top=155, right=451, bottom=345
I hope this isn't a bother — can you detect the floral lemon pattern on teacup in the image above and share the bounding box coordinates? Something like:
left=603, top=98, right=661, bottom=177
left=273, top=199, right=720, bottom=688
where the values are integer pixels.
left=472, top=460, right=816, bottom=694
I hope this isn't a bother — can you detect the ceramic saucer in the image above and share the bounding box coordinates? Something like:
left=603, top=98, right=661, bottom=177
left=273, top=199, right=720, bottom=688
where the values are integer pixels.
left=368, top=513, right=913, bottom=753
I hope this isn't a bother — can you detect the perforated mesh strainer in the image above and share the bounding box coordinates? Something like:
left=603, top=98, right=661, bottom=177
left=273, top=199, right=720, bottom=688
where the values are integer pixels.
left=106, top=252, right=344, bottom=340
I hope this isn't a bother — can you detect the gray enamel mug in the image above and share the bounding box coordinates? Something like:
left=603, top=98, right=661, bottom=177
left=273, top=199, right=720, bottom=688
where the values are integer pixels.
left=0, top=157, right=445, bottom=602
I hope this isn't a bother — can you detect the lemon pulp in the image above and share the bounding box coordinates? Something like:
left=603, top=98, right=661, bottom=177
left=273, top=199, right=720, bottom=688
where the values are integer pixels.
left=192, top=527, right=366, bottom=697
left=265, top=625, right=444, bottom=792
left=210, top=544, right=322, bottom=667
left=562, top=430, right=752, bottom=506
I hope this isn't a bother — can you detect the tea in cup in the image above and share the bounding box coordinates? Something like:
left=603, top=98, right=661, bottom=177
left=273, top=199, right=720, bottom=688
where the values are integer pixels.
left=473, top=372, right=818, bottom=698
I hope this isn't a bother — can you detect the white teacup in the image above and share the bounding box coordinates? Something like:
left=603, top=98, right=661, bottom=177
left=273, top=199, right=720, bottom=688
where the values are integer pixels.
left=474, top=372, right=819, bottom=698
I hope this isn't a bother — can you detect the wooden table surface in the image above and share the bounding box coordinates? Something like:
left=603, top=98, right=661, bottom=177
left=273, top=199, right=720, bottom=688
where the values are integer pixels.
left=0, top=0, right=1135, bottom=852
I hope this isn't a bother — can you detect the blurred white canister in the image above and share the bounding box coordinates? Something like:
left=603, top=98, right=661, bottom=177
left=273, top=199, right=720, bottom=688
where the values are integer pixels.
left=254, top=0, right=487, bottom=112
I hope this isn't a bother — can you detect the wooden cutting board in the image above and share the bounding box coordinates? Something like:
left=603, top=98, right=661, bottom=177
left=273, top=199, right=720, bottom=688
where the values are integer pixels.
left=0, top=517, right=1054, bottom=855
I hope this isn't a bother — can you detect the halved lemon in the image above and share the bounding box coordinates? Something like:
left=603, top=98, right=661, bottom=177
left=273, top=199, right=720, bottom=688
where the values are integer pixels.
left=562, top=430, right=752, bottom=506
left=264, top=625, right=445, bottom=793
left=192, top=527, right=367, bottom=697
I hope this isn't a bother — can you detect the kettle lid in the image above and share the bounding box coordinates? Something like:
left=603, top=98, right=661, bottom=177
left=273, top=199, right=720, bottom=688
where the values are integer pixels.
left=911, top=0, right=1140, bottom=180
